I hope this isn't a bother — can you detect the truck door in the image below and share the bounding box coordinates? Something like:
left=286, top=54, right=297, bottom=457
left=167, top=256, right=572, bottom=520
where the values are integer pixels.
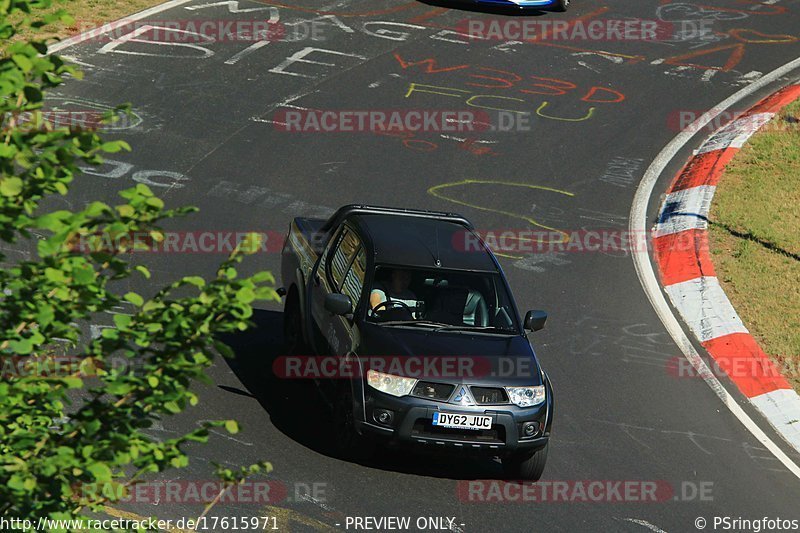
left=309, top=225, right=364, bottom=355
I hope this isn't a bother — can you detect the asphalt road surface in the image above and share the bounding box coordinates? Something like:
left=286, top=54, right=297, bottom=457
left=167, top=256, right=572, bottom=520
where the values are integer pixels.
left=45, top=0, right=800, bottom=531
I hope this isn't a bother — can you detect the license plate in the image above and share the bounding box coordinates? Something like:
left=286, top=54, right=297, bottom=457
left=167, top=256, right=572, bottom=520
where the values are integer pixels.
left=432, top=412, right=492, bottom=431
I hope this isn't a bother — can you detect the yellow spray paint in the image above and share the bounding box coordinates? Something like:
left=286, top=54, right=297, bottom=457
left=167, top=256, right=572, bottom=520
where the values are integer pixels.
left=428, top=179, right=575, bottom=259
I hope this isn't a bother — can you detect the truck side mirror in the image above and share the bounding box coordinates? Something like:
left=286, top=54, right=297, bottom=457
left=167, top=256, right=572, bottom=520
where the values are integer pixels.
left=325, top=293, right=352, bottom=316
left=524, top=310, right=547, bottom=332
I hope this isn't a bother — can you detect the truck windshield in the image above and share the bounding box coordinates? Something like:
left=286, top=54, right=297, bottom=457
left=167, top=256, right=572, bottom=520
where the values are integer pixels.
left=366, top=266, right=520, bottom=333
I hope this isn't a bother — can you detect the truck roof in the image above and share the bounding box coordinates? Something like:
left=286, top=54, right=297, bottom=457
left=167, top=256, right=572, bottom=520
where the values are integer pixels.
left=349, top=212, right=499, bottom=273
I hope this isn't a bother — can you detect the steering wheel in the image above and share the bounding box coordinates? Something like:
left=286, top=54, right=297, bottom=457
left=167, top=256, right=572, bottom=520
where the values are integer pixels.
left=371, top=299, right=414, bottom=320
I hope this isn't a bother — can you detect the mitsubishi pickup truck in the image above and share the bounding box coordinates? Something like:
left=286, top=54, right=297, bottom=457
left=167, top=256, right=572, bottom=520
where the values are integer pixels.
left=279, top=205, right=554, bottom=480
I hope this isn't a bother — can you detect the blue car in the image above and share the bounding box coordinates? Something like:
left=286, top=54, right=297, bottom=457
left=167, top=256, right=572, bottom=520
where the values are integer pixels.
left=476, top=0, right=569, bottom=11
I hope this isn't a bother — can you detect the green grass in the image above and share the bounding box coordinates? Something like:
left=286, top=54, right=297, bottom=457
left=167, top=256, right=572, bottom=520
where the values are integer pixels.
left=709, top=99, right=800, bottom=391
left=5, top=0, right=162, bottom=48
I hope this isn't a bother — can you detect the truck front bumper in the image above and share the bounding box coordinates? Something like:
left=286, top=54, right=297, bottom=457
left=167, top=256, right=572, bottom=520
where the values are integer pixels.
left=356, top=389, right=551, bottom=456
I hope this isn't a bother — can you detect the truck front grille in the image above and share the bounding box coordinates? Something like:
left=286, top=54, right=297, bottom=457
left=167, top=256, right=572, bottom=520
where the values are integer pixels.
left=470, top=386, right=509, bottom=405
left=412, top=381, right=454, bottom=401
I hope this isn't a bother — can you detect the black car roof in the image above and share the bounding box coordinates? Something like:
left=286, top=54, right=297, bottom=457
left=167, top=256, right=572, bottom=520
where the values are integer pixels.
left=349, top=213, right=499, bottom=273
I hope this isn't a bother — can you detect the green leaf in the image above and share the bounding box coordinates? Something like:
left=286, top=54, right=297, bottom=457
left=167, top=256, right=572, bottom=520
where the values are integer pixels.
left=12, top=54, right=33, bottom=72
left=134, top=183, right=153, bottom=197
left=183, top=276, right=205, bottom=287
left=254, top=287, right=279, bottom=300
left=235, top=287, right=255, bottom=304
left=8, top=475, right=26, bottom=491
left=224, top=420, right=239, bottom=434
left=0, top=177, right=23, bottom=197
left=0, top=144, right=18, bottom=158
left=101, top=141, right=131, bottom=153
left=88, top=462, right=112, bottom=482
left=145, top=196, right=164, bottom=209
left=84, top=201, right=109, bottom=217
left=36, top=306, right=55, bottom=327
left=147, top=376, right=159, bottom=387
left=37, top=238, right=61, bottom=257
left=135, top=265, right=151, bottom=279
left=251, top=271, right=275, bottom=284
left=44, top=267, right=67, bottom=283
left=8, top=338, right=34, bottom=355
left=113, top=314, right=132, bottom=328
left=124, top=292, right=144, bottom=306
left=72, top=266, right=95, bottom=284
left=106, top=382, right=132, bottom=395
left=34, top=210, right=70, bottom=231
left=61, top=377, right=83, bottom=389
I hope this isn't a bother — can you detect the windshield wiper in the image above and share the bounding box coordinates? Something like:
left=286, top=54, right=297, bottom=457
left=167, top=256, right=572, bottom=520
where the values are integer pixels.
left=379, top=320, right=449, bottom=328
left=432, top=325, right=516, bottom=334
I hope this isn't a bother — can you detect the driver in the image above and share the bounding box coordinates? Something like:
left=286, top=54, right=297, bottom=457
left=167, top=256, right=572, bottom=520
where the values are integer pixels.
left=369, top=268, right=419, bottom=317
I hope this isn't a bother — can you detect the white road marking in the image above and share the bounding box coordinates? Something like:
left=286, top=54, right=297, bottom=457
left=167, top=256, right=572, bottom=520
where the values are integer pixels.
left=572, top=51, right=625, bottom=64
left=251, top=118, right=287, bottom=126
left=47, top=0, right=195, bottom=54
left=630, top=55, right=800, bottom=478
left=439, top=135, right=497, bottom=144
left=623, top=518, right=668, bottom=533
left=577, top=61, right=601, bottom=73
left=185, top=1, right=276, bottom=13
left=225, top=40, right=271, bottom=65
left=701, top=70, right=717, bottom=83
left=59, top=56, right=97, bottom=68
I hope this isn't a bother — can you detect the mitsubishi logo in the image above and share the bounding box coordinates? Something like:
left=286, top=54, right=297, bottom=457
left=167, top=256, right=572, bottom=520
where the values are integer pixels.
left=451, top=386, right=474, bottom=405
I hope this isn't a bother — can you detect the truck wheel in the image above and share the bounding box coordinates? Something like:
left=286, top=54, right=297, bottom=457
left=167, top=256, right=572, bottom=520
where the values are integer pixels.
left=283, top=289, right=306, bottom=355
left=502, top=443, right=549, bottom=481
left=333, top=385, right=375, bottom=461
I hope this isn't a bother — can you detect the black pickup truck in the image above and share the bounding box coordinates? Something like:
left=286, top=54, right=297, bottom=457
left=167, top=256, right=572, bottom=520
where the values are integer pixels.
left=279, top=205, right=554, bottom=480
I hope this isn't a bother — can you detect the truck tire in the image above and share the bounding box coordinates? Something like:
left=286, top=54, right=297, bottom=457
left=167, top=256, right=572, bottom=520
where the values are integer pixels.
left=502, top=443, right=549, bottom=481
left=333, top=385, right=375, bottom=461
left=283, top=288, right=306, bottom=355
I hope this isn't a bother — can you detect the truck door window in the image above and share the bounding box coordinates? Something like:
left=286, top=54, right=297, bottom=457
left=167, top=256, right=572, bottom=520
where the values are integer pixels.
left=328, top=227, right=360, bottom=290
left=340, top=247, right=366, bottom=306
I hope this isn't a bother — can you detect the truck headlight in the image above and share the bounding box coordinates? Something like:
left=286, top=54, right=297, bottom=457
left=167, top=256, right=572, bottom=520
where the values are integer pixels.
left=366, top=370, right=417, bottom=397
left=505, top=385, right=545, bottom=407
